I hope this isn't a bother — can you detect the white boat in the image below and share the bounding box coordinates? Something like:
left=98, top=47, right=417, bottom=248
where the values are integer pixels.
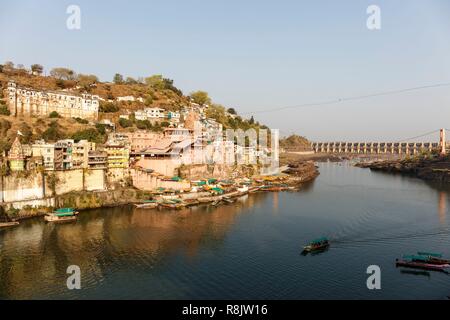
left=45, top=213, right=78, bottom=223
left=237, top=185, right=249, bottom=193
left=134, top=201, right=158, bottom=209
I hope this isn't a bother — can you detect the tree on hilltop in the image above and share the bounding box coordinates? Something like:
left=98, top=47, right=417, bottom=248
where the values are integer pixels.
left=31, top=64, right=44, bottom=75
left=113, top=73, right=124, bottom=84
left=50, top=67, right=76, bottom=80
left=190, top=91, right=211, bottom=106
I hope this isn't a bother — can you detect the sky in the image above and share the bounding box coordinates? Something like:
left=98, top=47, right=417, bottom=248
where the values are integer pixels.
left=1, top=0, right=450, bottom=141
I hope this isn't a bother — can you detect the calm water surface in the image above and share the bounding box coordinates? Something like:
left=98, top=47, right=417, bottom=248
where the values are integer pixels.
left=1, top=162, right=450, bottom=299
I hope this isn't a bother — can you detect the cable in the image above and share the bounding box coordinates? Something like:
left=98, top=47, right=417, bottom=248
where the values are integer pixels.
left=241, top=82, right=450, bottom=115
left=393, top=130, right=439, bottom=143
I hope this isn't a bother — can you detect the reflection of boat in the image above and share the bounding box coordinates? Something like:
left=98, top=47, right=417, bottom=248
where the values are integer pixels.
left=399, top=269, right=431, bottom=278
left=184, top=199, right=200, bottom=207
left=222, top=197, right=235, bottom=204
left=395, top=259, right=450, bottom=272
left=302, top=237, right=330, bottom=254
left=134, top=200, right=158, bottom=209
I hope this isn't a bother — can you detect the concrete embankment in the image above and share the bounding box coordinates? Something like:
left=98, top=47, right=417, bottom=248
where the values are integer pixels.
left=356, top=157, right=450, bottom=182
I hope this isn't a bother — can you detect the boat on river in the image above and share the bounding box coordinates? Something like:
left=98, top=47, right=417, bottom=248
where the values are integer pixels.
left=134, top=200, right=158, bottom=209
left=0, top=221, right=20, bottom=229
left=396, top=259, right=450, bottom=272
left=159, top=199, right=186, bottom=209
left=302, top=237, right=330, bottom=254
left=45, top=208, right=79, bottom=223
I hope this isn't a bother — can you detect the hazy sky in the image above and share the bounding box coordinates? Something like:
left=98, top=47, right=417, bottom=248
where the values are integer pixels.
left=1, top=0, right=450, bottom=141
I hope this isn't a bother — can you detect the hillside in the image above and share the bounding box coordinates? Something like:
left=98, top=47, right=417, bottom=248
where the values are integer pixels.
left=0, top=62, right=271, bottom=153
left=280, top=134, right=311, bottom=151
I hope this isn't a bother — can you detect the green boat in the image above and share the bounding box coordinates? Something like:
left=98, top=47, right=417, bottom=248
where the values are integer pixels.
left=302, top=237, right=330, bottom=254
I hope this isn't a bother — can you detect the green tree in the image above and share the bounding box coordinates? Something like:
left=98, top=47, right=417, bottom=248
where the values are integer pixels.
left=42, top=121, right=65, bottom=141
left=0, top=103, right=10, bottom=116
left=227, top=108, right=237, bottom=115
left=113, top=73, right=124, bottom=84
left=49, top=111, right=60, bottom=118
left=31, top=64, right=44, bottom=75
left=119, top=118, right=133, bottom=128
left=71, top=128, right=104, bottom=143
left=99, top=101, right=120, bottom=113
left=125, top=77, right=138, bottom=84
left=77, top=74, right=98, bottom=88
left=50, top=67, right=76, bottom=80
left=249, top=116, right=255, bottom=125
left=190, top=91, right=211, bottom=106
left=145, top=75, right=165, bottom=89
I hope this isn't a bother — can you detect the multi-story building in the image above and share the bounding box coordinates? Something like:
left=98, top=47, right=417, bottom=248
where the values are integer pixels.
left=105, top=142, right=130, bottom=169
left=72, top=140, right=96, bottom=169
left=123, top=131, right=161, bottom=152
left=167, top=111, right=181, bottom=124
left=88, top=150, right=108, bottom=169
left=54, top=140, right=73, bottom=170
left=134, top=107, right=166, bottom=121
left=32, top=140, right=57, bottom=170
left=6, top=81, right=99, bottom=120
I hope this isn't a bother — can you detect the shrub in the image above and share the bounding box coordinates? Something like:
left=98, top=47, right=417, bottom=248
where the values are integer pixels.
left=73, top=117, right=89, bottom=124
left=0, top=104, right=10, bottom=116
left=49, top=111, right=60, bottom=118
left=119, top=118, right=133, bottom=128
left=99, top=101, right=120, bottom=113
left=71, top=128, right=104, bottom=143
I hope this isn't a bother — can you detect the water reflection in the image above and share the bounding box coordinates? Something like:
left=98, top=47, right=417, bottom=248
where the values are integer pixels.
left=0, top=194, right=268, bottom=299
left=438, top=192, right=447, bottom=225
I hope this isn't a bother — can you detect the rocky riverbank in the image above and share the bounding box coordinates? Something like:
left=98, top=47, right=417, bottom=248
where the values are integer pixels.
left=282, top=160, right=320, bottom=183
left=355, top=156, right=450, bottom=182
left=1, top=163, right=320, bottom=223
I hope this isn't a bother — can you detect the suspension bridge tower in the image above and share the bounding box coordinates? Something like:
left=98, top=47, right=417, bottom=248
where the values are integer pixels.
left=440, top=128, right=446, bottom=155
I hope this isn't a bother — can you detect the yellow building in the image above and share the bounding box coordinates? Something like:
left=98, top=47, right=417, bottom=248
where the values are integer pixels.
left=105, top=143, right=130, bottom=169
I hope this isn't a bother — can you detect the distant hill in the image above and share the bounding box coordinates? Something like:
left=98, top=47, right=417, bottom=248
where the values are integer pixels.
left=280, top=134, right=311, bottom=151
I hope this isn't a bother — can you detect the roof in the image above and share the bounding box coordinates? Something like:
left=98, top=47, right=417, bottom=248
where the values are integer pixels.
left=311, top=237, right=328, bottom=244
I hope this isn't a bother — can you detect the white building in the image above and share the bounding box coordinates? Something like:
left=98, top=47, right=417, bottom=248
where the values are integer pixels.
left=6, top=81, right=99, bottom=121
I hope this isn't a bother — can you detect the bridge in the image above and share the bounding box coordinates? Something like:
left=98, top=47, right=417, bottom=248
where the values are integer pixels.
left=311, top=129, right=448, bottom=155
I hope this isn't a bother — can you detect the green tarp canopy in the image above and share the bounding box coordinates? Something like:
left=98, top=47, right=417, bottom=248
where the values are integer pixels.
left=211, top=187, right=224, bottom=194
left=55, top=208, right=75, bottom=214
left=311, top=237, right=328, bottom=244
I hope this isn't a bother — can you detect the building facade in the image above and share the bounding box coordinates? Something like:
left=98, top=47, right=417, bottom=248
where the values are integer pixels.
left=6, top=81, right=99, bottom=120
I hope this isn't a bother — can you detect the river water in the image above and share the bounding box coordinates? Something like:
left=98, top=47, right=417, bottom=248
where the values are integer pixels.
left=1, top=162, right=449, bottom=300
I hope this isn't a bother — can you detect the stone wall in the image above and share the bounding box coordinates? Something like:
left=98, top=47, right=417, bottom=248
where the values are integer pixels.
left=131, top=169, right=190, bottom=191
left=1, top=172, right=44, bottom=202
left=1, top=169, right=108, bottom=205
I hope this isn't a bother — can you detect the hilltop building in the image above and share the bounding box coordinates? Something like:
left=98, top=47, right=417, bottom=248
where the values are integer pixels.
left=6, top=81, right=99, bottom=120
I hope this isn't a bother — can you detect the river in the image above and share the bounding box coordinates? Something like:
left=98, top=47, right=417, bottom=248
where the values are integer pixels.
left=1, top=162, right=449, bottom=300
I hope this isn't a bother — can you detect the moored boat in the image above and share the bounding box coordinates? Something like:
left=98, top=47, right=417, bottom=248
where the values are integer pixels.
left=44, top=208, right=78, bottom=223
left=134, top=200, right=158, bottom=209
left=396, top=259, right=450, bottom=272
left=0, top=221, right=20, bottom=229
left=302, top=237, right=330, bottom=254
